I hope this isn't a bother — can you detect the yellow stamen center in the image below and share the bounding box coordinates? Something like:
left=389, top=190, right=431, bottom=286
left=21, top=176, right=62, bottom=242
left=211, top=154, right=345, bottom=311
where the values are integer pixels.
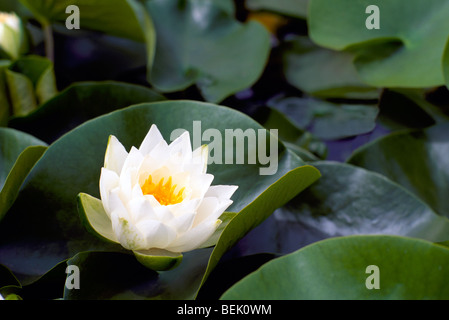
left=141, top=175, right=185, bottom=206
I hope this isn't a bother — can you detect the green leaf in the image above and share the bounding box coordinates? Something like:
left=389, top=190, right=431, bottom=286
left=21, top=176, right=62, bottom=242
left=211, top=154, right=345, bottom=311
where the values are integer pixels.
left=76, top=193, right=118, bottom=245
left=246, top=0, right=309, bottom=19
left=309, top=0, right=449, bottom=88
left=0, top=145, right=47, bottom=222
left=266, top=96, right=379, bottom=140
left=0, top=60, right=12, bottom=126
left=2, top=101, right=319, bottom=293
left=19, top=0, right=149, bottom=43
left=443, top=38, right=449, bottom=91
left=63, top=251, right=157, bottom=300
left=9, top=81, right=165, bottom=143
left=273, top=162, right=449, bottom=253
left=0, top=128, right=46, bottom=221
left=0, top=0, right=30, bottom=16
left=1, top=258, right=68, bottom=300
left=133, top=249, right=183, bottom=272
left=221, top=235, right=449, bottom=299
left=377, top=89, right=436, bottom=131
left=254, top=105, right=327, bottom=159
left=200, top=163, right=320, bottom=294
left=348, top=123, right=449, bottom=218
left=5, top=56, right=57, bottom=117
left=0, top=264, right=20, bottom=289
left=5, top=69, right=37, bottom=116
left=282, top=36, right=380, bottom=99
left=143, top=0, right=271, bottom=103
left=197, top=253, right=277, bottom=299
left=19, top=0, right=156, bottom=70
left=0, top=128, right=45, bottom=191
left=381, top=88, right=449, bottom=125
left=63, top=250, right=210, bottom=300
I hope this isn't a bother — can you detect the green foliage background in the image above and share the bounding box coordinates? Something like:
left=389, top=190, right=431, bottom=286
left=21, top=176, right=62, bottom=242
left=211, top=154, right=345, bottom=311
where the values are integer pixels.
left=1, top=0, right=449, bottom=300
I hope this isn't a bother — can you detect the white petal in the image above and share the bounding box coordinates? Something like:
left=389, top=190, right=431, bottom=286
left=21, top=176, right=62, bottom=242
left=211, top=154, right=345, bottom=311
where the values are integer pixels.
left=99, top=167, right=120, bottom=216
left=119, top=148, right=142, bottom=201
left=127, top=196, right=158, bottom=224
left=136, top=220, right=177, bottom=249
left=104, top=135, right=128, bottom=174
left=193, top=197, right=219, bottom=226
left=168, top=198, right=201, bottom=216
left=131, top=183, right=143, bottom=199
left=167, top=131, right=192, bottom=166
left=153, top=205, right=175, bottom=223
left=139, top=124, right=165, bottom=155
left=188, top=144, right=208, bottom=174
left=110, top=208, right=146, bottom=251
left=144, top=194, right=163, bottom=208
left=205, top=185, right=238, bottom=200
left=166, top=219, right=221, bottom=253
left=118, top=166, right=135, bottom=201
left=194, top=197, right=234, bottom=227
left=108, top=188, right=129, bottom=219
left=121, top=146, right=144, bottom=174
left=170, top=213, right=195, bottom=234
left=189, top=173, right=214, bottom=199
left=137, top=155, right=166, bottom=185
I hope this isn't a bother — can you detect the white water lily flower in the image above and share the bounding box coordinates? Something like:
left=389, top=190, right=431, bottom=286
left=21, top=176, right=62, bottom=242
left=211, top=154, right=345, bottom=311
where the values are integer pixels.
left=0, top=12, right=23, bottom=59
left=98, top=124, right=238, bottom=265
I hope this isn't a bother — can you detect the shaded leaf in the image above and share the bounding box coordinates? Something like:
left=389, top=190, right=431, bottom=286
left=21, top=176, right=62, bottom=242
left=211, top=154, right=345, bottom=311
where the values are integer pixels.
left=246, top=0, right=309, bottom=19
left=282, top=36, right=380, bottom=99
left=9, top=81, right=165, bottom=143
left=348, top=123, right=449, bottom=218
left=143, top=0, right=271, bottom=103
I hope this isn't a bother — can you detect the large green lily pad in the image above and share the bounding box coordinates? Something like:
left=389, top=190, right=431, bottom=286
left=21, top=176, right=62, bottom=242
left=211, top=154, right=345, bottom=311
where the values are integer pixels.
left=221, top=235, right=449, bottom=299
left=143, top=0, right=271, bottom=103
left=309, top=0, right=449, bottom=88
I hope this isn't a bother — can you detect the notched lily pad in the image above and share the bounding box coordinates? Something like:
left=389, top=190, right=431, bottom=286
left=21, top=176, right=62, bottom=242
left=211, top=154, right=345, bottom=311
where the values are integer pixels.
left=309, top=0, right=449, bottom=87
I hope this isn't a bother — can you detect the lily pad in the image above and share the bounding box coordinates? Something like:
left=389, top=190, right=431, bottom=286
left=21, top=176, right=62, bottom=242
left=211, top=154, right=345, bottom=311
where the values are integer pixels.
left=266, top=96, right=379, bottom=140
left=274, top=162, right=449, bottom=252
left=282, top=36, right=380, bottom=99
left=9, top=81, right=166, bottom=143
left=309, top=0, right=449, bottom=87
left=254, top=105, right=327, bottom=160
left=19, top=0, right=156, bottom=72
left=0, top=128, right=46, bottom=221
left=246, top=0, right=309, bottom=19
left=19, top=0, right=152, bottom=43
left=348, top=123, right=449, bottom=218
left=143, top=0, right=271, bottom=103
left=229, top=161, right=449, bottom=258
left=221, top=235, right=449, bottom=299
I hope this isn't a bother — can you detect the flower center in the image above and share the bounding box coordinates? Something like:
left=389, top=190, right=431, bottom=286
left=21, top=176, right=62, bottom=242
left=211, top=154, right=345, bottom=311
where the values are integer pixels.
left=141, top=175, right=185, bottom=206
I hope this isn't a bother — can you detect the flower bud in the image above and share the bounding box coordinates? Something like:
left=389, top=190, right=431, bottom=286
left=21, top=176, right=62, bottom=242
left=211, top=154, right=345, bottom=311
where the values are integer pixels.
left=0, top=12, right=25, bottom=60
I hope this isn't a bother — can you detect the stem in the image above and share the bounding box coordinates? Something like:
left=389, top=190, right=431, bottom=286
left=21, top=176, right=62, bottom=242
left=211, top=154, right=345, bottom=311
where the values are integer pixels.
left=43, top=23, right=54, bottom=63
